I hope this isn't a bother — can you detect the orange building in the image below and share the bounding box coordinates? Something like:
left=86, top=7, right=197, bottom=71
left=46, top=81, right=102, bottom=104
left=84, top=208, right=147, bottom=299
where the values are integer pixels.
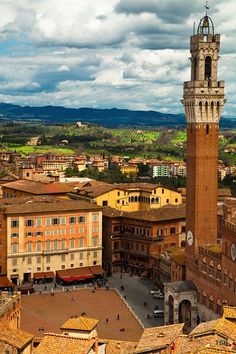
left=0, top=196, right=102, bottom=284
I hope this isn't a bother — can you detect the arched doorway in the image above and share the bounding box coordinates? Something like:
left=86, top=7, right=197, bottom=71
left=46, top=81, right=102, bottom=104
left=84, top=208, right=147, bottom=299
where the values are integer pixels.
left=179, top=299, right=191, bottom=331
left=168, top=295, right=174, bottom=324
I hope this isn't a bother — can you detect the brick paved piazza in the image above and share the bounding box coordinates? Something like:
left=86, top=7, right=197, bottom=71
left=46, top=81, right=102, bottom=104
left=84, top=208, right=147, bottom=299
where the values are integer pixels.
left=20, top=288, right=143, bottom=341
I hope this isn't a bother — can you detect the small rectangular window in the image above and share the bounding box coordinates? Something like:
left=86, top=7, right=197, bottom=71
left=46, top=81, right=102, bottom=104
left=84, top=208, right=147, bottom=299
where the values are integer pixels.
left=36, top=218, right=42, bottom=227
left=92, top=214, right=98, bottom=222
left=46, top=218, right=51, bottom=226
left=79, top=252, right=84, bottom=260
left=69, top=216, right=76, bottom=224
left=37, top=257, right=41, bottom=264
left=78, top=216, right=85, bottom=223
left=61, top=217, right=66, bottom=225
left=45, top=230, right=51, bottom=236
left=93, top=251, right=97, bottom=258
left=61, top=229, right=66, bottom=235
left=61, top=254, right=65, bottom=261
left=12, top=244, right=18, bottom=253
left=46, top=255, right=50, bottom=263
left=79, top=227, right=84, bottom=233
left=52, top=218, right=60, bottom=225
left=11, top=220, right=19, bottom=228
left=27, top=257, right=32, bottom=265
left=11, top=233, right=19, bottom=238
left=53, top=230, right=59, bottom=236
left=26, top=219, right=34, bottom=227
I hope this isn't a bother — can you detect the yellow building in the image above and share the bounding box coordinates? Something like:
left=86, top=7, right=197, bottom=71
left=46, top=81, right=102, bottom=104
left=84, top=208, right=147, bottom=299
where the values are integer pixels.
left=120, top=165, right=138, bottom=177
left=71, top=180, right=182, bottom=211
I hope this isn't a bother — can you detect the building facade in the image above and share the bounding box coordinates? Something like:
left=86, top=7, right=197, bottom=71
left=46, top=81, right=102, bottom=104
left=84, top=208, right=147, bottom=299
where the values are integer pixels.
left=102, top=205, right=186, bottom=276
left=0, top=197, right=102, bottom=284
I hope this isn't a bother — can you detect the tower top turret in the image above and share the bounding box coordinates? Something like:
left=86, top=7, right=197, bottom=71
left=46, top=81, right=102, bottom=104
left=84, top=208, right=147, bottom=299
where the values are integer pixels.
left=197, top=15, right=214, bottom=36
left=197, top=2, right=214, bottom=35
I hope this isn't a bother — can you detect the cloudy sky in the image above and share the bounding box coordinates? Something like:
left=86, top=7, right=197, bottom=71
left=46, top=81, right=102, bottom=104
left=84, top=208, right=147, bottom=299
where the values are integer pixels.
left=0, top=0, right=235, bottom=116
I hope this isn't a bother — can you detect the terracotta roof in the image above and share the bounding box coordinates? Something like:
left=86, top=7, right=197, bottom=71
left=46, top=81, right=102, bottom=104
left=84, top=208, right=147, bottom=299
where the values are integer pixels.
left=0, top=326, right=33, bottom=349
left=190, top=315, right=236, bottom=341
left=0, top=196, right=101, bottom=215
left=61, top=316, right=99, bottom=331
left=102, top=339, right=138, bottom=353
left=3, top=180, right=73, bottom=194
left=175, top=334, right=233, bottom=353
left=33, top=333, right=95, bottom=354
left=134, top=323, right=184, bottom=353
left=103, top=205, right=185, bottom=222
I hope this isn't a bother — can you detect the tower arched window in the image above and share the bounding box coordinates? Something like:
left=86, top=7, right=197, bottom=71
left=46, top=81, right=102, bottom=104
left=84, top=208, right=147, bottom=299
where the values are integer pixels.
left=205, top=56, right=212, bottom=81
left=209, top=295, right=214, bottom=311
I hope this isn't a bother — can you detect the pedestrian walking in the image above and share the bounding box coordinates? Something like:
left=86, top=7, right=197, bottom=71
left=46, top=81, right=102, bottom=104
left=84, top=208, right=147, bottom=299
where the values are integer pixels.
left=106, top=317, right=109, bottom=324
left=44, top=285, right=47, bottom=291
left=117, top=314, right=120, bottom=320
left=120, top=273, right=122, bottom=279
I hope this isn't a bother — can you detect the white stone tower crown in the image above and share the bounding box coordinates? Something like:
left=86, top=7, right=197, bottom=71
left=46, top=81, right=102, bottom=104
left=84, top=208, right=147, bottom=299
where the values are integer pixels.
left=182, top=14, right=225, bottom=123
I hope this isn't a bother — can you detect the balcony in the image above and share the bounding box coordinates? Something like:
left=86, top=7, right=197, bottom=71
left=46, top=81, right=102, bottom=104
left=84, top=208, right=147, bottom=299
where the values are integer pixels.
left=113, top=232, right=164, bottom=242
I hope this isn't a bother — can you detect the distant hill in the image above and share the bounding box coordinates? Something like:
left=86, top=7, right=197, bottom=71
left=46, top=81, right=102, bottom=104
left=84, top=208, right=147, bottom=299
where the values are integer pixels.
left=0, top=102, right=235, bottom=128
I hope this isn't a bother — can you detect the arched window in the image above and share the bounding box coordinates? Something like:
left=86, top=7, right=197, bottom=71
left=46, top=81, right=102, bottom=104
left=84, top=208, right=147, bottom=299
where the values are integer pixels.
left=70, top=238, right=75, bottom=249
left=53, top=240, right=58, bottom=251
left=216, top=264, right=221, bottom=280
left=61, top=239, right=66, bottom=250
left=138, top=196, right=141, bottom=202
left=134, top=196, right=138, bottom=202
left=205, top=56, right=212, bottom=80
left=202, top=257, right=207, bottom=273
left=192, top=57, right=197, bottom=81
left=46, top=240, right=50, bottom=251
left=209, top=260, right=214, bottom=277
left=36, top=241, right=42, bottom=252
left=78, top=216, right=85, bottom=223
left=151, top=198, right=155, bottom=204
left=131, top=196, right=134, bottom=202
left=209, top=295, right=214, bottom=311
left=156, top=198, right=159, bottom=203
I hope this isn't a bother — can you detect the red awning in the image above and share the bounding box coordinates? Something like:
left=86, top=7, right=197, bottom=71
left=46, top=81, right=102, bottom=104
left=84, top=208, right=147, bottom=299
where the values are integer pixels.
left=56, top=267, right=95, bottom=282
left=44, top=271, right=54, bottom=279
left=33, top=272, right=45, bottom=280
left=0, top=275, right=14, bottom=288
left=90, top=265, right=105, bottom=276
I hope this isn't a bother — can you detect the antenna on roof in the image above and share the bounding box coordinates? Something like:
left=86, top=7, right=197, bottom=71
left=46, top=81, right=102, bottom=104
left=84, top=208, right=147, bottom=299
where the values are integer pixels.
left=193, top=21, right=195, bottom=35
left=205, top=0, right=209, bottom=15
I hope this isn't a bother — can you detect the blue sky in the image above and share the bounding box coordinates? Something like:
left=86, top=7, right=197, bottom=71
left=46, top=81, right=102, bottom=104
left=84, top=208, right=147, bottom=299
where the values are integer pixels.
left=0, top=0, right=235, bottom=117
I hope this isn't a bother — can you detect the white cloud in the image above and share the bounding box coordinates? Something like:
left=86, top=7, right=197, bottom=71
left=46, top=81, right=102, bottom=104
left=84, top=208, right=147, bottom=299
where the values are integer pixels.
left=0, top=0, right=234, bottom=117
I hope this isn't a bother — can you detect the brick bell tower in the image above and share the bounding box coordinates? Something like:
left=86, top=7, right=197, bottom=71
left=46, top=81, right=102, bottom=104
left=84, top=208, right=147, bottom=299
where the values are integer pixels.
left=182, top=12, right=225, bottom=277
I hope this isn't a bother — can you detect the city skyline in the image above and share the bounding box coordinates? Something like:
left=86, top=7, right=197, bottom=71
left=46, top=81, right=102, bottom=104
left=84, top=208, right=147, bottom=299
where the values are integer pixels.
left=0, top=0, right=235, bottom=117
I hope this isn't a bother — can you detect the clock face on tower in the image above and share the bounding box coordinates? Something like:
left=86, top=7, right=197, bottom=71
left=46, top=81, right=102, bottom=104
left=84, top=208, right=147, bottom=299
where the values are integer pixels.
left=187, top=231, right=194, bottom=246
left=231, top=243, right=236, bottom=262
